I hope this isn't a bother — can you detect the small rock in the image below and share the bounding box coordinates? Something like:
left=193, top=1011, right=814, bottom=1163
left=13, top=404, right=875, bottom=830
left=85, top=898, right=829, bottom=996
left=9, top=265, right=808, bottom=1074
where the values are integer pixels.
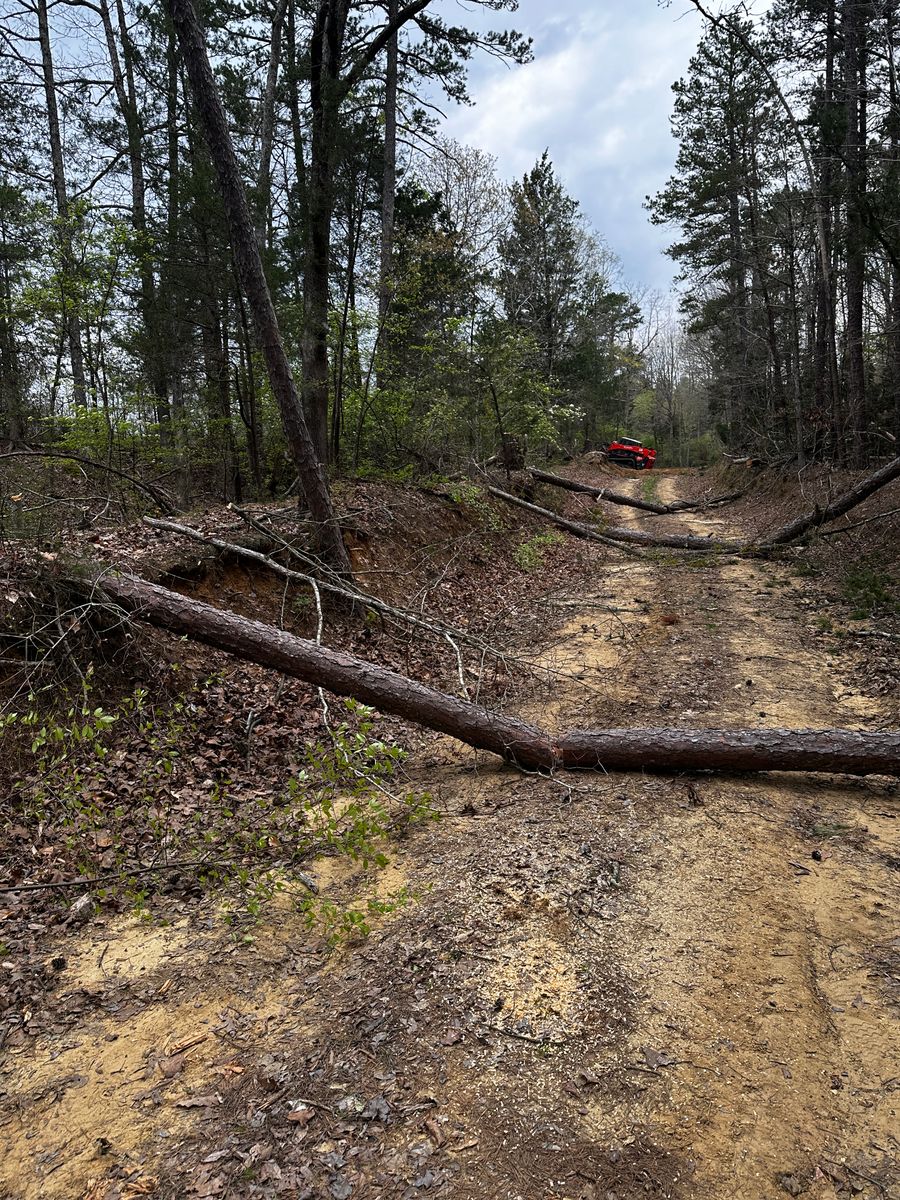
left=777, top=1173, right=808, bottom=1196
left=68, top=895, right=94, bottom=924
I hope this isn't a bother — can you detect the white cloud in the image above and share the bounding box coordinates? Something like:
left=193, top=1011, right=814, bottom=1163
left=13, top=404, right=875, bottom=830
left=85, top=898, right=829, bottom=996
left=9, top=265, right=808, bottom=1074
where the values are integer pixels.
left=438, top=0, right=705, bottom=291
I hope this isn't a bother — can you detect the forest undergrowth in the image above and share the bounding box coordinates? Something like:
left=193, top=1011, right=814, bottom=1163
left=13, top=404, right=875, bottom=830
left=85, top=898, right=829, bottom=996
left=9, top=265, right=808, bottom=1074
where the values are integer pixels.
left=0, top=457, right=898, bottom=1200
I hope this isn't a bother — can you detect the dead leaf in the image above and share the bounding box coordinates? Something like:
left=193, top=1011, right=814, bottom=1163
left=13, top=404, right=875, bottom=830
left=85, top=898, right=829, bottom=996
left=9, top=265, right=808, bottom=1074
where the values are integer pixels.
left=214, top=1062, right=244, bottom=1076
left=287, top=1106, right=316, bottom=1126
left=575, top=1068, right=602, bottom=1087
left=159, top=1054, right=185, bottom=1079
left=176, top=1093, right=219, bottom=1108
left=424, top=1117, right=445, bottom=1147
left=123, top=1180, right=159, bottom=1199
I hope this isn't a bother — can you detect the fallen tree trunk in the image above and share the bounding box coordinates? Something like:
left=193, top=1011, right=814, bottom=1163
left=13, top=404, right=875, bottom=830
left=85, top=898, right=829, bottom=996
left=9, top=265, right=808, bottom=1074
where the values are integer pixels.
left=761, top=455, right=900, bottom=546
left=511, top=457, right=900, bottom=554
left=485, top=487, right=647, bottom=554
left=87, top=568, right=900, bottom=776
left=557, top=729, right=899, bottom=774
left=488, top=488, right=742, bottom=553
left=94, top=568, right=554, bottom=768
left=527, top=467, right=744, bottom=514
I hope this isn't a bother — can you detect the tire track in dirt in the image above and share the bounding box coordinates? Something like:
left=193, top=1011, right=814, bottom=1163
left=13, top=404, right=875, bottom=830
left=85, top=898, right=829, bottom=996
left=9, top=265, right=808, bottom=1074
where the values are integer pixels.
left=606, top=471, right=900, bottom=1200
left=2, top=468, right=896, bottom=1200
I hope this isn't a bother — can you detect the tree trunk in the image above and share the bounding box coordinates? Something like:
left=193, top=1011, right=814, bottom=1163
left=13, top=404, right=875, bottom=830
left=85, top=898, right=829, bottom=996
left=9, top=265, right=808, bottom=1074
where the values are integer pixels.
left=512, top=457, right=900, bottom=553
left=842, top=0, right=868, bottom=460
left=528, top=467, right=745, bottom=514
left=486, top=488, right=657, bottom=553
left=166, top=0, right=351, bottom=574
left=814, top=0, right=837, bottom=447
left=302, top=0, right=351, bottom=464
left=36, top=0, right=87, bottom=410
left=762, top=454, right=900, bottom=545
left=255, top=0, right=288, bottom=245
left=378, top=0, right=399, bottom=364
left=87, top=569, right=900, bottom=777
left=99, top=0, right=171, bottom=438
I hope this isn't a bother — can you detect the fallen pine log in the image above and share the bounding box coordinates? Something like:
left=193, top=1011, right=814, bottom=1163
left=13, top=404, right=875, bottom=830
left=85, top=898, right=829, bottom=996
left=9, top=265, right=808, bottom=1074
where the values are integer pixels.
left=527, top=468, right=671, bottom=514
left=87, top=569, right=900, bottom=776
left=527, top=467, right=745, bottom=514
left=761, top=454, right=900, bottom=546
left=485, top=487, right=648, bottom=555
left=488, top=488, right=742, bottom=553
left=508, top=457, right=900, bottom=554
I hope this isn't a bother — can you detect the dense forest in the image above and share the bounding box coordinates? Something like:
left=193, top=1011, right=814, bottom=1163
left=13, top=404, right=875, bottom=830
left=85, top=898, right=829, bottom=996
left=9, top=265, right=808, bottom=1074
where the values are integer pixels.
left=1, top=0, right=899, bottom=503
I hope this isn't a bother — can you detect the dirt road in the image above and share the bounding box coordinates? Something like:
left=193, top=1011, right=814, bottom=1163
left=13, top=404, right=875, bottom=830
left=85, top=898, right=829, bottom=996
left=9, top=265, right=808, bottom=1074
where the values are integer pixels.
left=1, top=469, right=897, bottom=1200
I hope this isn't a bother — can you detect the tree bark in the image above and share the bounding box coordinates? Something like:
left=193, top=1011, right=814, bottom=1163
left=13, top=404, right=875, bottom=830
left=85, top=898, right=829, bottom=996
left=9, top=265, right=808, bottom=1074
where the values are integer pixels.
left=485, top=488, right=651, bottom=554
left=87, top=569, right=900, bottom=777
left=528, top=467, right=745, bottom=514
left=488, top=487, right=742, bottom=552
left=515, top=457, right=900, bottom=554
left=378, top=0, right=399, bottom=343
left=255, top=0, right=288, bottom=246
left=98, top=0, right=171, bottom=437
left=762, top=454, right=900, bottom=546
left=36, top=0, right=87, bottom=410
left=302, top=0, right=351, bottom=464
left=842, top=0, right=868, bottom=460
left=166, top=0, right=351, bottom=574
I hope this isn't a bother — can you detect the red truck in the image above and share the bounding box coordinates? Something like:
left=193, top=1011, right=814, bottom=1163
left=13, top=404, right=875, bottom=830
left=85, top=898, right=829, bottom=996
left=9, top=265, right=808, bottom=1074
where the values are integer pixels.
left=605, top=436, right=657, bottom=470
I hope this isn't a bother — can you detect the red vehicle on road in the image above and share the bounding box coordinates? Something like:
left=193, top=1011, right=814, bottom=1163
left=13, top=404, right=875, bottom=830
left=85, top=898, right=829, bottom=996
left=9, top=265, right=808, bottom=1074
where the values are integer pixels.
left=605, top=436, right=657, bottom=470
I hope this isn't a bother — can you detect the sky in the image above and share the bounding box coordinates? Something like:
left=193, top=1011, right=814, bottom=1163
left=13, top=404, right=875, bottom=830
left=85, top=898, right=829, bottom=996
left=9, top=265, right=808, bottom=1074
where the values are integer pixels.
left=438, top=0, right=708, bottom=296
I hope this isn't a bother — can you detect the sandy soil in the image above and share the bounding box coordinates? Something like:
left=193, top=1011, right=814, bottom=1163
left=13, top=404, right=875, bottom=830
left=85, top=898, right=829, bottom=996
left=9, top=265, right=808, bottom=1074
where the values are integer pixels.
left=1, top=469, right=897, bottom=1200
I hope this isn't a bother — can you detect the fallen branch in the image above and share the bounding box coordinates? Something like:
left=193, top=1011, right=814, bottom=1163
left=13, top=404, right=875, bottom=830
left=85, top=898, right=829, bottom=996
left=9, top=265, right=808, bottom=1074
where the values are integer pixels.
left=527, top=467, right=744, bottom=514
left=0, top=450, right=176, bottom=513
left=512, top=458, right=900, bottom=555
left=85, top=568, right=900, bottom=777
left=817, top=505, right=900, bottom=538
left=144, top=516, right=484, bottom=662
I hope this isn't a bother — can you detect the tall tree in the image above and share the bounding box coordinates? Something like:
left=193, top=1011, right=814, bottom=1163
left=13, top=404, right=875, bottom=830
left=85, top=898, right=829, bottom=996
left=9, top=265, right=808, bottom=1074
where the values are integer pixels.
left=499, top=152, right=582, bottom=377
left=167, top=0, right=351, bottom=572
left=35, top=0, right=87, bottom=410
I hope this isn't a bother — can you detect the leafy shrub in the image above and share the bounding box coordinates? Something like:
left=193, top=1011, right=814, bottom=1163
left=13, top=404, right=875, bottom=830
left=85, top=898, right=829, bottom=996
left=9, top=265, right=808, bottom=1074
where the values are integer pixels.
left=513, top=532, right=561, bottom=571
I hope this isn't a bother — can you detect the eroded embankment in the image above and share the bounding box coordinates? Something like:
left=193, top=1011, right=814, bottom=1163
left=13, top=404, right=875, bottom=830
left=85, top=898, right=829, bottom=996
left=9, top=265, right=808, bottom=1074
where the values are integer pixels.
left=0, top=467, right=897, bottom=1200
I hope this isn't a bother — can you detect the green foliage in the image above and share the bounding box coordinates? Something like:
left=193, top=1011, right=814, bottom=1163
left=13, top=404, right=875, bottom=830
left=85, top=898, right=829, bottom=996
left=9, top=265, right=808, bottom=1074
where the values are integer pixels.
left=5, top=679, right=437, bottom=932
left=513, top=532, right=561, bottom=572
left=842, top=566, right=897, bottom=618
left=297, top=888, right=417, bottom=947
left=447, top=482, right=503, bottom=531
